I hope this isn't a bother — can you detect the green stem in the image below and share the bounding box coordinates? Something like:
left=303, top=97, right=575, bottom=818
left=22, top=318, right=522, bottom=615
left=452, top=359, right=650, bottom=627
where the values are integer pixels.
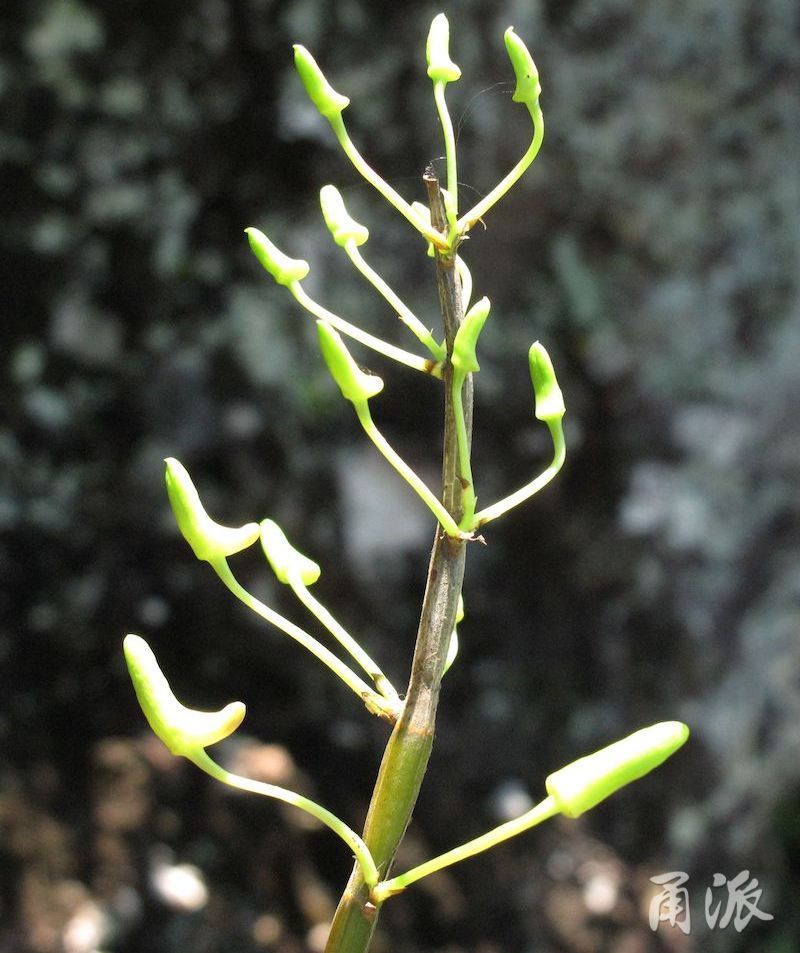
left=290, top=282, right=442, bottom=378
left=287, top=571, right=400, bottom=704
left=192, top=749, right=379, bottom=888
left=452, top=371, right=476, bottom=528
left=353, top=400, right=467, bottom=539
left=323, top=168, right=471, bottom=953
left=211, top=558, right=399, bottom=720
left=457, top=105, right=544, bottom=234
left=432, top=80, right=458, bottom=238
left=373, top=795, right=558, bottom=900
left=343, top=239, right=446, bottom=361
left=473, top=418, right=565, bottom=527
left=328, top=114, right=449, bottom=251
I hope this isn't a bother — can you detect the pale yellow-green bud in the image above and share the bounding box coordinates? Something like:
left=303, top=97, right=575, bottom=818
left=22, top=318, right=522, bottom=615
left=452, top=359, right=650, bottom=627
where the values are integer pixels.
left=245, top=227, right=309, bottom=286
left=124, top=634, right=245, bottom=758
left=293, top=44, right=350, bottom=119
left=164, top=458, right=259, bottom=563
left=426, top=13, right=461, bottom=84
left=317, top=321, right=384, bottom=404
left=529, top=342, right=565, bottom=422
left=546, top=721, right=690, bottom=818
left=452, top=297, right=491, bottom=376
left=504, top=27, right=541, bottom=108
left=319, top=185, right=369, bottom=247
left=260, top=519, right=321, bottom=586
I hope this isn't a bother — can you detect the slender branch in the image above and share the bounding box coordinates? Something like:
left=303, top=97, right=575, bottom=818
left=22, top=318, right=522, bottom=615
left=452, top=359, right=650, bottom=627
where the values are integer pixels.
left=457, top=105, right=544, bottom=234
left=193, top=749, right=380, bottom=889
left=353, top=400, right=466, bottom=539
left=473, top=419, right=565, bottom=527
left=211, top=559, right=399, bottom=720
left=323, top=168, right=472, bottom=953
left=373, top=795, right=558, bottom=900
left=287, top=572, right=400, bottom=704
left=328, top=114, right=450, bottom=251
left=343, top=240, right=446, bottom=361
left=289, top=282, right=442, bottom=378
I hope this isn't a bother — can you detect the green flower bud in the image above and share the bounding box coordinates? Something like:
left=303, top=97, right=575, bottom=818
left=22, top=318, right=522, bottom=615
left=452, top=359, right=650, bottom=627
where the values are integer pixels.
left=452, top=297, right=491, bottom=376
left=427, top=13, right=461, bottom=83
left=317, top=321, right=384, bottom=404
left=260, top=519, right=322, bottom=586
left=293, top=44, right=350, bottom=119
left=546, top=721, right=690, bottom=818
left=164, top=457, right=260, bottom=563
left=529, top=342, right=565, bottom=422
left=320, top=185, right=369, bottom=247
left=124, top=634, right=245, bottom=758
left=245, top=227, right=309, bottom=286
left=504, top=27, right=541, bottom=108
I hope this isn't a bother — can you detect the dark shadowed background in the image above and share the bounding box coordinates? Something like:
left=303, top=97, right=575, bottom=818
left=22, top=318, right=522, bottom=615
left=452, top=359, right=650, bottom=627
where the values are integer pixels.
left=1, top=1, right=798, bottom=951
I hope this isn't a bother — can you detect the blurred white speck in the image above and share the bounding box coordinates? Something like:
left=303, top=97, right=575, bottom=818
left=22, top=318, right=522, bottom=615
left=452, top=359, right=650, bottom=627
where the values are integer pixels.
left=583, top=872, right=619, bottom=914
left=151, top=858, right=209, bottom=912
left=137, top=595, right=170, bottom=627
left=489, top=779, right=534, bottom=821
left=253, top=913, right=282, bottom=946
left=62, top=899, right=107, bottom=953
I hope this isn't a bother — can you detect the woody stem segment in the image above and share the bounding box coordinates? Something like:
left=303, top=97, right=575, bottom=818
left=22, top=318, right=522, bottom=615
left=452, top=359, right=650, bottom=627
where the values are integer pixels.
left=323, top=168, right=472, bottom=953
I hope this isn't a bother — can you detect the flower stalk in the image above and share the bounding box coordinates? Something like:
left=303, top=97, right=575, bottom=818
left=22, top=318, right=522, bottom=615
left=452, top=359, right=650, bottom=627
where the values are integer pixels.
left=124, top=20, right=690, bottom=953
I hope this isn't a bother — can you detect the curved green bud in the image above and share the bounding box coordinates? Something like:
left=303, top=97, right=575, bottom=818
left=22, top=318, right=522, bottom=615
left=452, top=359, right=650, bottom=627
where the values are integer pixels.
left=293, top=44, right=350, bottom=119
left=245, top=227, right=309, bottom=286
left=504, top=27, right=541, bottom=108
left=529, top=341, right=565, bottom=422
left=452, top=297, right=491, bottom=376
left=427, top=13, right=461, bottom=83
left=546, top=721, right=690, bottom=818
left=317, top=321, right=384, bottom=404
left=165, top=458, right=259, bottom=563
left=320, top=185, right=369, bottom=247
left=260, top=519, right=321, bottom=586
left=124, top=634, right=245, bottom=758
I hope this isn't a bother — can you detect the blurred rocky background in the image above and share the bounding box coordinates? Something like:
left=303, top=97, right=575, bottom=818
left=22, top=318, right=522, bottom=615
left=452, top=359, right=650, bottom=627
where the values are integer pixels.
left=1, top=0, right=798, bottom=951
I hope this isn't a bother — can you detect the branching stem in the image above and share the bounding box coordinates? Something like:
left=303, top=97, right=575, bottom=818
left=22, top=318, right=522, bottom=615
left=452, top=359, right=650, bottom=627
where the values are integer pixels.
left=290, top=282, right=442, bottom=377
left=287, top=571, right=400, bottom=704
left=211, top=558, right=399, bottom=720
left=473, top=418, right=565, bottom=527
left=323, top=167, right=472, bottom=953
left=328, top=114, right=449, bottom=251
left=457, top=105, right=544, bottom=233
left=193, top=749, right=380, bottom=888
left=372, top=795, right=558, bottom=900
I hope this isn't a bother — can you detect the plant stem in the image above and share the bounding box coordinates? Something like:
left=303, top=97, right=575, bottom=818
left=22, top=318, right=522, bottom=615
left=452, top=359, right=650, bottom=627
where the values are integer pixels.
left=328, top=114, right=450, bottom=251
left=192, top=749, right=380, bottom=888
left=344, top=239, right=446, bottom=361
left=323, top=168, right=472, bottom=953
left=289, top=282, right=442, bottom=378
left=211, top=559, right=399, bottom=720
left=473, top=418, right=565, bottom=527
left=457, top=105, right=544, bottom=234
left=373, top=795, right=558, bottom=900
left=287, top=572, right=400, bottom=704
left=353, top=400, right=465, bottom=539
left=432, top=80, right=458, bottom=238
